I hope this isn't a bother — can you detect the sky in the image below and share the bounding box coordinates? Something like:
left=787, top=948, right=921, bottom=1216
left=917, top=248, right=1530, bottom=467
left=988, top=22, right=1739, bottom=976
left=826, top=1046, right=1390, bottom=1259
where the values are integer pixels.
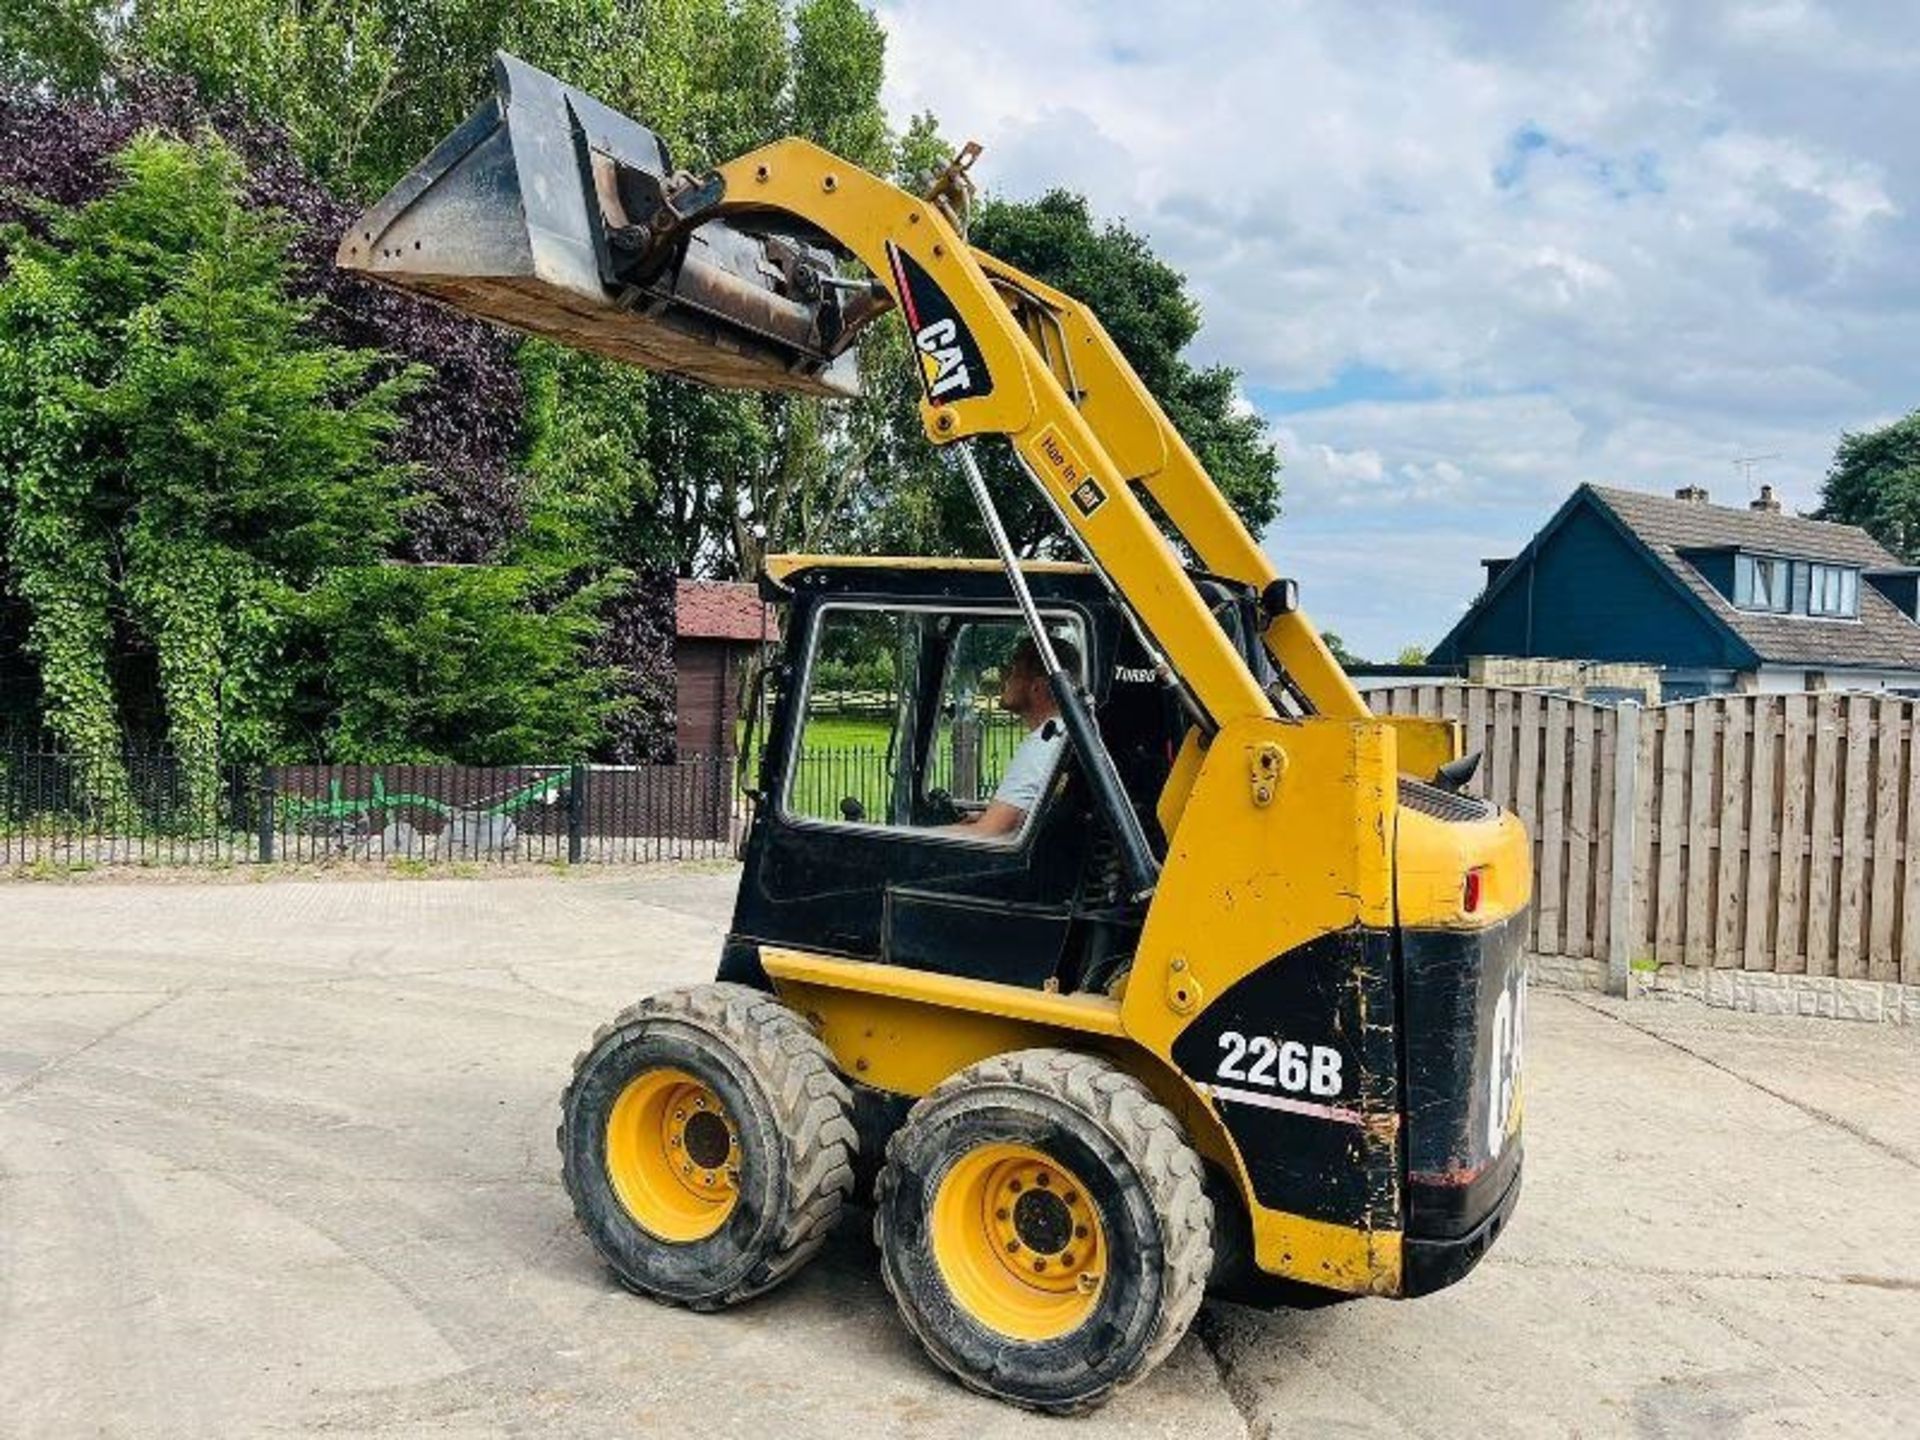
left=872, top=0, right=1920, bottom=660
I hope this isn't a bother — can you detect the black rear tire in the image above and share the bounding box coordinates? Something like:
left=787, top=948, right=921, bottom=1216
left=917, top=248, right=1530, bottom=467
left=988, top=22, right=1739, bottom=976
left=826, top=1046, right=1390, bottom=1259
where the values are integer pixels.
left=558, top=982, right=856, bottom=1310
left=874, top=1048, right=1213, bottom=1413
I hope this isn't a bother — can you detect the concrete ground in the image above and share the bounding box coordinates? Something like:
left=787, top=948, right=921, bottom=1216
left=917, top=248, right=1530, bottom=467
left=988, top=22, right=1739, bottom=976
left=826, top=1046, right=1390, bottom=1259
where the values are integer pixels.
left=1, top=870, right=1916, bottom=1440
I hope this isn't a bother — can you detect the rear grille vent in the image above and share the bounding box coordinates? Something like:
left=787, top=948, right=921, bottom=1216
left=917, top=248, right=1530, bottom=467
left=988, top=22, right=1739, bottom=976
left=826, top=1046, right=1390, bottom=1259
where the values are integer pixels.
left=1398, top=776, right=1495, bottom=824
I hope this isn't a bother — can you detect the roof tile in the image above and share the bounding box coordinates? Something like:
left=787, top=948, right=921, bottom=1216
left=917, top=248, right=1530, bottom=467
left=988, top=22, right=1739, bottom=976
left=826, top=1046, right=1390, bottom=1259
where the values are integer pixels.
left=675, top=580, right=772, bottom=642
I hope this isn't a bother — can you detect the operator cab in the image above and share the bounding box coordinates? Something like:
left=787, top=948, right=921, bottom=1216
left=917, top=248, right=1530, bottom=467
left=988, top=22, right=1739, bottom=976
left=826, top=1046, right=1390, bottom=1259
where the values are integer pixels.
left=722, top=557, right=1270, bottom=996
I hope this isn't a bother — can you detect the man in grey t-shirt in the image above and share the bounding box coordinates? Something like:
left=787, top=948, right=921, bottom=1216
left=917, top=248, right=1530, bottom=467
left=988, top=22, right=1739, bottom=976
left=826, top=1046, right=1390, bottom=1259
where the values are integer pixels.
left=943, top=635, right=1078, bottom=840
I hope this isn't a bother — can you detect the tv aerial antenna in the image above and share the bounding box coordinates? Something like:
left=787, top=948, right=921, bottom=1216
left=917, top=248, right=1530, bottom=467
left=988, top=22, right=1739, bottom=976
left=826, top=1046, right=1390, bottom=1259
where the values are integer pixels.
left=1733, top=452, right=1781, bottom=498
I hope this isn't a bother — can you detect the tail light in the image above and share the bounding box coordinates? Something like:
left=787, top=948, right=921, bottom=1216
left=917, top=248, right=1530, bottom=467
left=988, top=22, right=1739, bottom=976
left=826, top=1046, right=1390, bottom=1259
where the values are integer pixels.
left=1463, top=866, right=1487, bottom=915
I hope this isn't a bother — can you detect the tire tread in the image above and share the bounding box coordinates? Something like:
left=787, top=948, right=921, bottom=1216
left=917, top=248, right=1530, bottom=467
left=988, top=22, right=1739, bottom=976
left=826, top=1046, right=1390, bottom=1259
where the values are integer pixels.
left=559, top=982, right=855, bottom=1308
left=874, top=1047, right=1213, bottom=1413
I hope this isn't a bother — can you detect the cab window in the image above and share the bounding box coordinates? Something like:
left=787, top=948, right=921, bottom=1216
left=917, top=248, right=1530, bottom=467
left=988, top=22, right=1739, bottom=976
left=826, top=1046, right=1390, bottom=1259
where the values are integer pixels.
left=781, top=604, right=1084, bottom=841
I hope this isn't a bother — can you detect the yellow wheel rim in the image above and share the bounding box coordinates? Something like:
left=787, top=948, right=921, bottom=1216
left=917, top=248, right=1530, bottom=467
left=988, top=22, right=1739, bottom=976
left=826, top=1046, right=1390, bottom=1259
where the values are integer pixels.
left=930, top=1142, right=1107, bottom=1341
left=604, top=1068, right=740, bottom=1242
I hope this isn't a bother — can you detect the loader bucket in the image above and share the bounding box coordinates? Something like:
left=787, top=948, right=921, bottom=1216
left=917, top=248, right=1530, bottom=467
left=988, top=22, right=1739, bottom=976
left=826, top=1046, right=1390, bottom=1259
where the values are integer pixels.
left=336, top=52, right=870, bottom=397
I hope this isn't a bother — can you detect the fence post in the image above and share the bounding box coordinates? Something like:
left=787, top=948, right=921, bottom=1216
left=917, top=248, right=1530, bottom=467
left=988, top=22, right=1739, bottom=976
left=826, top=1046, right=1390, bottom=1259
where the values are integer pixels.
left=567, top=761, right=586, bottom=865
left=1605, top=703, right=1642, bottom=996
left=257, top=764, right=277, bottom=864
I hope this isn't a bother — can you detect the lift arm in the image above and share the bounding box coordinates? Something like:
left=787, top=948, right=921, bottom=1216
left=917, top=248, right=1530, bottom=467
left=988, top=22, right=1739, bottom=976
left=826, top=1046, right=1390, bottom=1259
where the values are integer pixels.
left=966, top=249, right=1368, bottom=720
left=697, top=137, right=1280, bottom=732
left=338, top=53, right=1367, bottom=727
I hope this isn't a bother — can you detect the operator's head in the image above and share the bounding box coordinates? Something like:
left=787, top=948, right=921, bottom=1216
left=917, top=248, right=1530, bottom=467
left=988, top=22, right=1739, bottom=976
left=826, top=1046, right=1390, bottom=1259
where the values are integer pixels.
left=1000, top=635, right=1082, bottom=724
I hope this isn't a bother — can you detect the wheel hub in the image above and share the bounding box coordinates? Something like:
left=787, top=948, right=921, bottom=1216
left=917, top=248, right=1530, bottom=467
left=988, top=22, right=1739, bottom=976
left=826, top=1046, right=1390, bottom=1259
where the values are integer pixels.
left=1012, top=1186, right=1074, bottom=1256
left=682, top=1108, right=733, bottom=1170
left=930, top=1143, right=1108, bottom=1340
left=980, top=1156, right=1100, bottom=1290
left=605, top=1068, right=740, bottom=1241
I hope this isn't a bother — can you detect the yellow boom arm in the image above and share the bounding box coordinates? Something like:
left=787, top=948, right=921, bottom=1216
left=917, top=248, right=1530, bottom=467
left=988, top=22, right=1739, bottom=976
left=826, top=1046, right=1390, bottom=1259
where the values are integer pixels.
left=709, top=139, right=1279, bottom=728
left=707, top=138, right=1364, bottom=726
left=338, top=49, right=1363, bottom=730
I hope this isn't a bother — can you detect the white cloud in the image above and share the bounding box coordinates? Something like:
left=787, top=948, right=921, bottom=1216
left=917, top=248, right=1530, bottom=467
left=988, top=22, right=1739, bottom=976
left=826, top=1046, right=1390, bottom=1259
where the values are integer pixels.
left=874, top=0, right=1920, bottom=657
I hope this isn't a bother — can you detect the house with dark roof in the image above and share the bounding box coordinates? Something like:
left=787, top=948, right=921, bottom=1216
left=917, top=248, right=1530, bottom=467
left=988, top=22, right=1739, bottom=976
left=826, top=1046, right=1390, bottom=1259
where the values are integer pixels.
left=674, top=580, right=773, bottom=757
left=1429, top=484, right=1920, bottom=699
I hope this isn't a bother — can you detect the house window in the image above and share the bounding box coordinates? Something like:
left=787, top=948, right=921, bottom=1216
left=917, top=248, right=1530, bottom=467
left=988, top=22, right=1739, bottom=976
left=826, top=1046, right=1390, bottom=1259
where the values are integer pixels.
left=1807, top=564, right=1858, bottom=618
left=1734, top=553, right=1790, bottom=612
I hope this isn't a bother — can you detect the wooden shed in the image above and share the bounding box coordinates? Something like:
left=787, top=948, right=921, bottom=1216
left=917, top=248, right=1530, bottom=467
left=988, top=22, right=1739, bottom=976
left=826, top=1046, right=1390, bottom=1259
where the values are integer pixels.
left=674, top=580, right=773, bottom=759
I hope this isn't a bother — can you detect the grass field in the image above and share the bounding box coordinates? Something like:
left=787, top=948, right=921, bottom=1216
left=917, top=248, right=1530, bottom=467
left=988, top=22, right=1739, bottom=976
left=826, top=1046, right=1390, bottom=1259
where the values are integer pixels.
left=783, top=708, right=1027, bottom=822
left=795, top=714, right=894, bottom=750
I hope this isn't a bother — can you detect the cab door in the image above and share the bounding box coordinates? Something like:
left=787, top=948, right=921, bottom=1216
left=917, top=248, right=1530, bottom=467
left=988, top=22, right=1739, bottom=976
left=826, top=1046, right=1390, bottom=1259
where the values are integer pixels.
left=735, top=598, right=1096, bottom=987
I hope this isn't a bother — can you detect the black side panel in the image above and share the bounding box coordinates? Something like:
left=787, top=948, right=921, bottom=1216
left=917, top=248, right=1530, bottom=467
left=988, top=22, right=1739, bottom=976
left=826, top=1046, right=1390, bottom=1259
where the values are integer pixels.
left=1170, top=928, right=1401, bottom=1232
left=1400, top=916, right=1527, bottom=1239
left=883, top=888, right=1072, bottom=984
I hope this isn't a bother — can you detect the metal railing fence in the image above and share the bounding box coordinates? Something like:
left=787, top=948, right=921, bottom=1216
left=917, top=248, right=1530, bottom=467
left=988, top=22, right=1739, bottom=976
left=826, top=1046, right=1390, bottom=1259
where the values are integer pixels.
left=0, top=741, right=741, bottom=867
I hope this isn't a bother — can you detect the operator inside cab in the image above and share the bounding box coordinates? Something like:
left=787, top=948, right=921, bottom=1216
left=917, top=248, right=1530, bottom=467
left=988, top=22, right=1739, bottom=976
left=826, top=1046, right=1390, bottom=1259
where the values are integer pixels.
left=942, top=635, right=1079, bottom=840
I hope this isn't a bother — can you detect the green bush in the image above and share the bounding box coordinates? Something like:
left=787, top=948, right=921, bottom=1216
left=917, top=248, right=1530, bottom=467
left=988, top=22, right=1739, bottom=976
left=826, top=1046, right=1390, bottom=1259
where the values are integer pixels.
left=301, top=565, right=624, bottom=764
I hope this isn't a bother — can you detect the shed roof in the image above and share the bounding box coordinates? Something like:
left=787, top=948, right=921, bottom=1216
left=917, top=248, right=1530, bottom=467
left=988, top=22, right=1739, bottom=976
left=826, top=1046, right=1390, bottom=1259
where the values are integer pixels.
left=675, top=580, right=772, bottom=643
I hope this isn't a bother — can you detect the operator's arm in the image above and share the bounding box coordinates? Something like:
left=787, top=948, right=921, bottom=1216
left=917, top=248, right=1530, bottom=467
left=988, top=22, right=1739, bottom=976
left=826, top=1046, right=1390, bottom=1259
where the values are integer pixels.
left=935, top=724, right=1061, bottom=840
left=945, top=800, right=1025, bottom=839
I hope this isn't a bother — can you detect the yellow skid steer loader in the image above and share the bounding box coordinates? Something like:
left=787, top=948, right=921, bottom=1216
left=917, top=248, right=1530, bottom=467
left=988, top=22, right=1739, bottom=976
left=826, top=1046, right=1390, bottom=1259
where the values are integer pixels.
left=341, top=53, right=1532, bottom=1413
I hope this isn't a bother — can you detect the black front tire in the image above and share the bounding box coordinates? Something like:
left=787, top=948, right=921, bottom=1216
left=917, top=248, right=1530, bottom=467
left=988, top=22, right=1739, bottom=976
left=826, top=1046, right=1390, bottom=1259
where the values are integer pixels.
left=558, top=982, right=856, bottom=1310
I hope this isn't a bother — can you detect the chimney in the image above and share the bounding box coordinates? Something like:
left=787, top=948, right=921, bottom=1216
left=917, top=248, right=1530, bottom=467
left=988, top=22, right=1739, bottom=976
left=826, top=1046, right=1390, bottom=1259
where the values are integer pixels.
left=1750, top=484, right=1782, bottom=513
left=1674, top=484, right=1710, bottom=504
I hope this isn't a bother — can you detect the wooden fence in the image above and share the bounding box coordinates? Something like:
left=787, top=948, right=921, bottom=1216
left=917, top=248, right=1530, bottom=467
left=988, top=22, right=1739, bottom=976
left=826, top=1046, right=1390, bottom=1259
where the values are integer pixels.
left=1371, top=685, right=1920, bottom=987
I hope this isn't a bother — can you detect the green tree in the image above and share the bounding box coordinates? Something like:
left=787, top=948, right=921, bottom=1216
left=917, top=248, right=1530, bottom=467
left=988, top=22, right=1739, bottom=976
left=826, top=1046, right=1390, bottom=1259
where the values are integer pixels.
left=7, top=0, right=939, bottom=586
left=1395, top=644, right=1430, bottom=665
left=0, top=0, right=116, bottom=91
left=0, top=133, right=415, bottom=812
left=6, top=1, right=823, bottom=199
left=1815, top=409, right=1920, bottom=562
left=1321, top=632, right=1364, bottom=669
left=791, top=0, right=891, bottom=174
left=516, top=339, right=658, bottom=573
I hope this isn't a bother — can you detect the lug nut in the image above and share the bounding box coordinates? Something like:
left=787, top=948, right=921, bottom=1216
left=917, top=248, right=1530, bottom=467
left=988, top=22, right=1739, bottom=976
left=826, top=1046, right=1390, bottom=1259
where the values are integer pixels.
left=995, top=1207, right=1009, bottom=1221
left=1074, top=1224, right=1088, bottom=1239
left=1006, top=1239, right=1021, bottom=1253
left=1036, top=1172, right=1051, bottom=1188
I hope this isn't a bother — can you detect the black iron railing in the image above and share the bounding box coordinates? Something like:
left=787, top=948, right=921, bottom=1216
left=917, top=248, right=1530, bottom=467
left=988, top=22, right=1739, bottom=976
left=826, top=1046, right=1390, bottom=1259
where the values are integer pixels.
left=0, top=742, right=743, bottom=867
left=0, top=736, right=1040, bottom=868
